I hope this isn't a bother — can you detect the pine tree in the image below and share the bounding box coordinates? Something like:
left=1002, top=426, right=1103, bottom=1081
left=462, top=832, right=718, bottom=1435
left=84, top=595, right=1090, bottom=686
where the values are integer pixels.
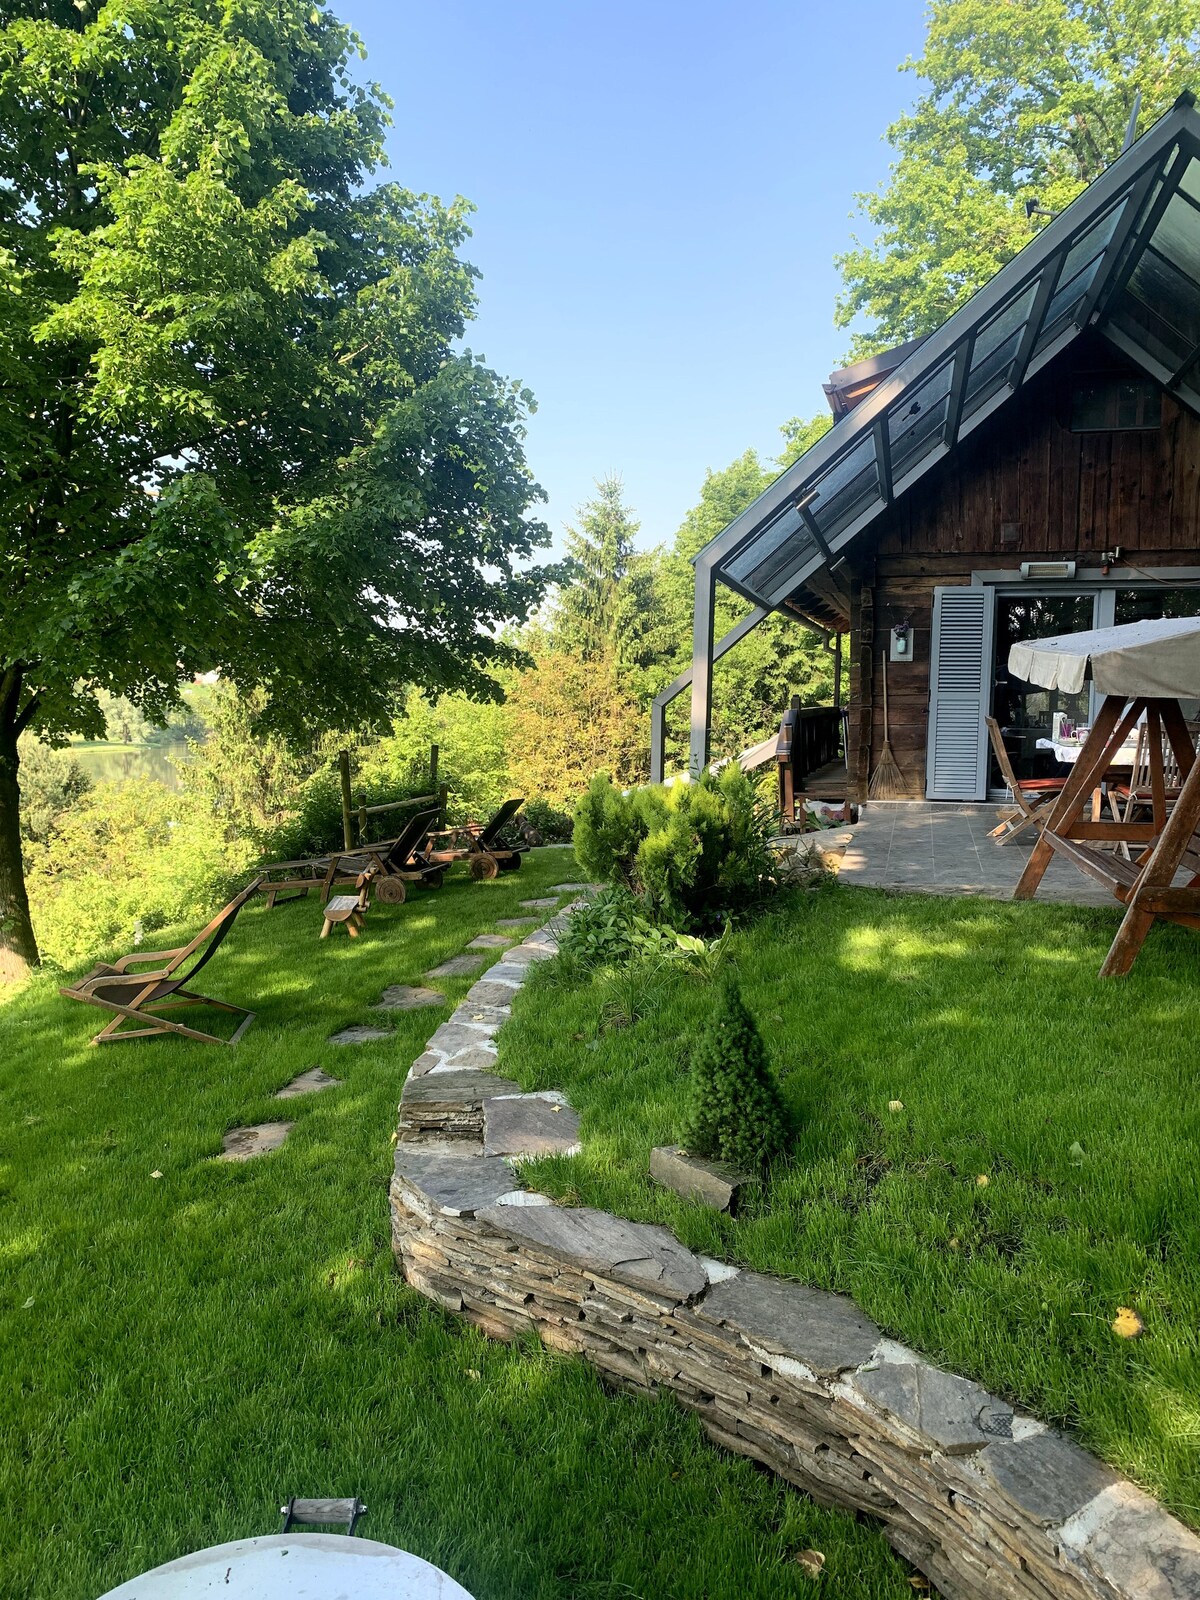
left=684, top=978, right=788, bottom=1172
left=553, top=476, right=640, bottom=661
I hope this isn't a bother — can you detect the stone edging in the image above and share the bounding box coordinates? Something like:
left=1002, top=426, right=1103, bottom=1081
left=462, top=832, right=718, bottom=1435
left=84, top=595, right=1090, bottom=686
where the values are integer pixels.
left=388, top=910, right=1199, bottom=1600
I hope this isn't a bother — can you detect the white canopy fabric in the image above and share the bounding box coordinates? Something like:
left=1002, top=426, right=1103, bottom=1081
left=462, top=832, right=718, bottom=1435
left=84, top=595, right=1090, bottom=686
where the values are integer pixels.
left=1008, top=615, right=1200, bottom=698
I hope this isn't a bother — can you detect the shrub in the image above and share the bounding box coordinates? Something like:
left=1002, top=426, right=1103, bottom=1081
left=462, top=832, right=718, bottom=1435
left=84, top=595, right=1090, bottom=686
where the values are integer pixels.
left=18, top=742, right=92, bottom=850
left=556, top=885, right=666, bottom=972
left=684, top=977, right=788, bottom=1173
left=520, top=796, right=574, bottom=844
left=573, top=766, right=776, bottom=929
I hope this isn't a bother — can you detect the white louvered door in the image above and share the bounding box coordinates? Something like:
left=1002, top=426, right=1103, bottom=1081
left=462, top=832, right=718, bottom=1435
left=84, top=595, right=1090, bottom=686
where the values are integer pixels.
left=925, top=586, right=995, bottom=801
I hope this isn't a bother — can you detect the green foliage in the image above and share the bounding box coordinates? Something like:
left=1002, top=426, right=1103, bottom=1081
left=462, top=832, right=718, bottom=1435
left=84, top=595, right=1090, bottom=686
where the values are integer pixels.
left=557, top=885, right=668, bottom=973
left=684, top=976, right=788, bottom=1172
left=24, top=779, right=254, bottom=969
left=520, top=797, right=574, bottom=843
left=0, top=0, right=558, bottom=970
left=17, top=741, right=91, bottom=850
left=181, top=684, right=312, bottom=846
left=552, top=476, right=640, bottom=660
left=837, top=0, right=1200, bottom=353
left=573, top=767, right=776, bottom=930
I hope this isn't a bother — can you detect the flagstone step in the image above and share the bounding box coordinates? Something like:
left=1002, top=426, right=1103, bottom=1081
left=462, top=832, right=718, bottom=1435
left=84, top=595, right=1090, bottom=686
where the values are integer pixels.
left=218, top=1122, right=293, bottom=1161
left=275, top=1068, right=342, bottom=1099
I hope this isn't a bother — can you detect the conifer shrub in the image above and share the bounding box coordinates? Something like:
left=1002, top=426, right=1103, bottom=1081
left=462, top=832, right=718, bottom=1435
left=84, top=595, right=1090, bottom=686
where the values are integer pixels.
left=684, top=977, right=788, bottom=1172
left=573, top=766, right=775, bottom=929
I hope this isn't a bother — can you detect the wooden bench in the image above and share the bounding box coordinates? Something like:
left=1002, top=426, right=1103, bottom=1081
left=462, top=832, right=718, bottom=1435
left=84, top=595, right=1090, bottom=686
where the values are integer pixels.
left=321, top=894, right=365, bottom=939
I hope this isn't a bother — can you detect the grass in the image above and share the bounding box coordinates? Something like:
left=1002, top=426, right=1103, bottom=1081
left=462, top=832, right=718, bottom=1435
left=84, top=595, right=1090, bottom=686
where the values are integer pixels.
left=500, top=880, right=1200, bottom=1528
left=0, top=851, right=917, bottom=1600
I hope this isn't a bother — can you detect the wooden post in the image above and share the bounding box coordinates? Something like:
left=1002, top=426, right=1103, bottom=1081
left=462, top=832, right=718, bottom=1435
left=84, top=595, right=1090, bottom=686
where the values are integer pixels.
left=357, top=793, right=367, bottom=843
left=438, top=782, right=449, bottom=830
left=338, top=750, right=354, bottom=852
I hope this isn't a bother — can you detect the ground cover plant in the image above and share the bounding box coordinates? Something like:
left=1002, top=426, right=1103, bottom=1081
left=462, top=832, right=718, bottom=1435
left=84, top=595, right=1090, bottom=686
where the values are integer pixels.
left=501, top=881, right=1200, bottom=1527
left=0, top=851, right=917, bottom=1600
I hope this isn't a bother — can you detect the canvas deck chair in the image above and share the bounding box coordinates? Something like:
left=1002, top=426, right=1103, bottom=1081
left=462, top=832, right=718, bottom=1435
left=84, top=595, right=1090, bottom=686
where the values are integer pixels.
left=985, top=718, right=1067, bottom=844
left=60, top=879, right=261, bottom=1046
left=430, top=797, right=528, bottom=879
left=259, top=808, right=443, bottom=908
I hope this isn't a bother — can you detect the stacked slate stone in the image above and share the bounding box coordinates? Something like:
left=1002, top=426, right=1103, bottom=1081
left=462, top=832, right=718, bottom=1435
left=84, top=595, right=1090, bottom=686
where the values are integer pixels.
left=390, top=912, right=1200, bottom=1600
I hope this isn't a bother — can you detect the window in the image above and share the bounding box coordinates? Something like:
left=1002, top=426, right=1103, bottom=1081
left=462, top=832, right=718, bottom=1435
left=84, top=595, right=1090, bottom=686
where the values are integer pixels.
left=1115, top=586, right=1200, bottom=624
left=1070, top=380, right=1161, bottom=432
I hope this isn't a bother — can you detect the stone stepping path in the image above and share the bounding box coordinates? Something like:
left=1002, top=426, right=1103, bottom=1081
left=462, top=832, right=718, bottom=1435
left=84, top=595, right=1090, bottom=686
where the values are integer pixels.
left=372, top=984, right=445, bottom=1011
left=483, top=1091, right=581, bottom=1159
left=496, top=917, right=539, bottom=928
left=329, top=1024, right=391, bottom=1046
left=425, top=952, right=487, bottom=978
left=275, top=1067, right=341, bottom=1099
left=549, top=882, right=595, bottom=892
left=466, top=933, right=514, bottom=949
left=519, top=897, right=561, bottom=910
left=218, top=1122, right=293, bottom=1161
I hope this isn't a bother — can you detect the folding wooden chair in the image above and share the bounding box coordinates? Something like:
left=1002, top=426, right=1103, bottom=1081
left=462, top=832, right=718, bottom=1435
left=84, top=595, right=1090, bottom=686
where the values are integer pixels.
left=59, top=879, right=262, bottom=1045
left=985, top=718, right=1067, bottom=844
left=429, top=797, right=529, bottom=879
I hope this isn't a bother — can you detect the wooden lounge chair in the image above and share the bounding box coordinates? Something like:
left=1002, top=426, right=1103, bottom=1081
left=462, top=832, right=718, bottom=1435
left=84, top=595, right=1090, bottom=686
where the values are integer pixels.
left=259, top=809, right=443, bottom=908
left=60, top=879, right=261, bottom=1045
left=985, top=717, right=1068, bottom=844
left=430, top=797, right=529, bottom=879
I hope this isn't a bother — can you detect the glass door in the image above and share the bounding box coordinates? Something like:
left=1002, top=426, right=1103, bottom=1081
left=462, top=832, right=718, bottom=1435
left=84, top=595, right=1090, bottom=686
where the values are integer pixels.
left=990, top=592, right=1099, bottom=784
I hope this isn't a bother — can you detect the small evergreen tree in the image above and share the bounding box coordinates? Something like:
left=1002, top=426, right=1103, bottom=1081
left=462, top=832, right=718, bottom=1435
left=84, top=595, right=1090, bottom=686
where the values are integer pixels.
left=684, top=978, right=788, bottom=1172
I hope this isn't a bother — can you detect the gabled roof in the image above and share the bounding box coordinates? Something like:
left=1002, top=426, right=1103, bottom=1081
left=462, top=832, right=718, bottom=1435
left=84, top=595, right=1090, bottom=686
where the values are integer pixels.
left=701, top=92, right=1200, bottom=625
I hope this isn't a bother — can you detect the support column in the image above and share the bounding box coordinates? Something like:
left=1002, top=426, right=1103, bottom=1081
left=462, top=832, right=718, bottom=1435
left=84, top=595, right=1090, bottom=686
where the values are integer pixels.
left=650, top=698, right=667, bottom=784
left=688, top=559, right=716, bottom=776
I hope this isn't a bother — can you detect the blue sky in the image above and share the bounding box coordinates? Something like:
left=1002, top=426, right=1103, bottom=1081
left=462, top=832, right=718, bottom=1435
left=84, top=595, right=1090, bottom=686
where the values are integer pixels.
left=340, top=1, right=928, bottom=554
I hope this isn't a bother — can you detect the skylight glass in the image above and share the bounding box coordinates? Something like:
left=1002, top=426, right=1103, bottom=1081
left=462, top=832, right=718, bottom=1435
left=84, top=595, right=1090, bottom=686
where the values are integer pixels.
left=961, top=280, right=1039, bottom=416
left=809, top=434, right=880, bottom=539
left=887, top=358, right=954, bottom=482
left=724, top=502, right=818, bottom=594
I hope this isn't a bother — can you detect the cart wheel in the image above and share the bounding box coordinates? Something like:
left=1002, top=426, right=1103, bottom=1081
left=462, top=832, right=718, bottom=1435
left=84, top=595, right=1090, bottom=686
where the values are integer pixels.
left=375, top=876, right=406, bottom=905
left=423, top=869, right=445, bottom=890
left=498, top=854, right=521, bottom=872
left=470, top=853, right=500, bottom=881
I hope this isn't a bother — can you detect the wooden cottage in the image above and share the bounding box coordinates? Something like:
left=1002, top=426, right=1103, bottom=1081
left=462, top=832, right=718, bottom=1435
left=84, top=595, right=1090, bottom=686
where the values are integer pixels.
left=656, top=93, right=1200, bottom=804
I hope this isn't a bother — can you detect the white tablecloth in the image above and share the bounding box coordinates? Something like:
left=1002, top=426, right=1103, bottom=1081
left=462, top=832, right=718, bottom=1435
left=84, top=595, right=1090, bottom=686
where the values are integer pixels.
left=1035, top=735, right=1139, bottom=766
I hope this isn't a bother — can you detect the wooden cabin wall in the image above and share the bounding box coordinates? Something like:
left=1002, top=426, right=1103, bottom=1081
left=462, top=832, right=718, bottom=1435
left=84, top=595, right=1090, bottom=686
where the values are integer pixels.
left=844, top=339, right=1200, bottom=802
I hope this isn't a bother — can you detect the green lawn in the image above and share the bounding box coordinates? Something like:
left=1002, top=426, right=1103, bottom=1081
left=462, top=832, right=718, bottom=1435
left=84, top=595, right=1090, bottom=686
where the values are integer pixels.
left=500, top=881, right=1200, bottom=1528
left=0, top=852, right=916, bottom=1600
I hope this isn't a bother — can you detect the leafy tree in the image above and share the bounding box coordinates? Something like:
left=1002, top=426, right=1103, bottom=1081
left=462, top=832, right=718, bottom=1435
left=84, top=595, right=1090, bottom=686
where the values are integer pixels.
left=0, top=0, right=555, bottom=978
left=837, top=0, right=1200, bottom=354
left=181, top=685, right=311, bottom=844
left=17, top=742, right=91, bottom=850
left=553, top=476, right=640, bottom=660
left=505, top=638, right=646, bottom=808
left=684, top=976, right=788, bottom=1172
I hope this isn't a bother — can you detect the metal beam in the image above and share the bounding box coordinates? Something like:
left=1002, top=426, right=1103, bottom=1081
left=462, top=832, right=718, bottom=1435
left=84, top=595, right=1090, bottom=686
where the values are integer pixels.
left=1079, top=163, right=1159, bottom=329
left=688, top=558, right=717, bottom=776
left=872, top=415, right=893, bottom=504
left=1093, top=143, right=1192, bottom=325
left=649, top=602, right=769, bottom=782
left=1009, top=248, right=1068, bottom=392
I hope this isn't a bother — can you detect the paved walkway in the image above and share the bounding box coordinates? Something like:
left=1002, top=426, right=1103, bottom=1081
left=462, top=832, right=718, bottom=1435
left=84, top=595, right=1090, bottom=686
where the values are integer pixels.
left=836, top=802, right=1117, bottom=907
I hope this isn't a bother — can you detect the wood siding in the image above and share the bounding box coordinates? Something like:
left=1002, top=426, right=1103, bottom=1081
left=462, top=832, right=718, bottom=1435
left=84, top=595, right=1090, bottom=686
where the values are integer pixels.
left=842, top=338, right=1200, bottom=800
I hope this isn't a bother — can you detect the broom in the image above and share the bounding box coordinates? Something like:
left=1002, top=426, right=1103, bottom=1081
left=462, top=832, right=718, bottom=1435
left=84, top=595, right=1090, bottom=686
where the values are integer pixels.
left=867, top=650, right=905, bottom=798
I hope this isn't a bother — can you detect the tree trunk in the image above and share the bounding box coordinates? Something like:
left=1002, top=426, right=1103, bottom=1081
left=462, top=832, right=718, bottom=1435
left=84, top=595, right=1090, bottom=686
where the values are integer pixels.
left=0, top=717, right=38, bottom=983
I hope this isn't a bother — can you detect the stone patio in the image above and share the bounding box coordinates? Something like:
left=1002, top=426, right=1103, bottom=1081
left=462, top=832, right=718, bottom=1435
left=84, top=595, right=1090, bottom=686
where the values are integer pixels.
left=836, top=802, right=1118, bottom=907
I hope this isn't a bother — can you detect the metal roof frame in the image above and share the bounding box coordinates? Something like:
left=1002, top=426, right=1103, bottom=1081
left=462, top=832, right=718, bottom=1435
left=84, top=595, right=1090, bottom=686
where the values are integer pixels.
left=695, top=93, right=1200, bottom=618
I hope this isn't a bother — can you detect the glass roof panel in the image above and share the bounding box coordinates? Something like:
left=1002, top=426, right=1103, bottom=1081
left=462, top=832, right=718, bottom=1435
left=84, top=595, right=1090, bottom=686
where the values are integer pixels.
left=1149, top=190, right=1200, bottom=280
left=809, top=434, right=880, bottom=538
left=959, top=280, right=1041, bottom=417
left=888, top=359, right=953, bottom=480
left=1128, top=245, right=1200, bottom=346
left=1178, top=155, right=1200, bottom=206
left=1057, top=198, right=1125, bottom=287
left=724, top=502, right=816, bottom=589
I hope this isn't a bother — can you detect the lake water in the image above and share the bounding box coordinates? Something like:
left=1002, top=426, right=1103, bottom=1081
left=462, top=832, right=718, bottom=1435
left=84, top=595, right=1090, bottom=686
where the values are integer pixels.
left=71, top=744, right=192, bottom=790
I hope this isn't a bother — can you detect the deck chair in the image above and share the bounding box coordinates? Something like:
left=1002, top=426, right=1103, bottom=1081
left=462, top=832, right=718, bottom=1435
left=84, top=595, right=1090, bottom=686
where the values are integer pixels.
left=60, top=879, right=261, bottom=1045
left=985, top=718, right=1067, bottom=844
left=259, top=808, right=443, bottom=908
left=430, top=797, right=528, bottom=880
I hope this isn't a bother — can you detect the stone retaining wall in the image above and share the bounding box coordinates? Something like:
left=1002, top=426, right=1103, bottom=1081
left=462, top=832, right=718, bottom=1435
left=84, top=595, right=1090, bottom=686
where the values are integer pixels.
left=389, top=913, right=1200, bottom=1600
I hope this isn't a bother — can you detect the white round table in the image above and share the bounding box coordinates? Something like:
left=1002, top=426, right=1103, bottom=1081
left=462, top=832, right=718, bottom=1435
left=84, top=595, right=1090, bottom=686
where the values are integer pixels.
left=1036, top=733, right=1139, bottom=765
left=96, top=1533, right=476, bottom=1599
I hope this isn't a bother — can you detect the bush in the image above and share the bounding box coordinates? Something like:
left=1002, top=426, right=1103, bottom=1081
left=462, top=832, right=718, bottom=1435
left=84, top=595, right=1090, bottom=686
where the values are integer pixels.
left=18, top=742, right=92, bottom=850
left=683, top=976, right=788, bottom=1173
left=556, top=885, right=666, bottom=972
left=573, top=766, right=776, bottom=929
left=519, top=796, right=573, bottom=844
left=25, top=778, right=255, bottom=969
